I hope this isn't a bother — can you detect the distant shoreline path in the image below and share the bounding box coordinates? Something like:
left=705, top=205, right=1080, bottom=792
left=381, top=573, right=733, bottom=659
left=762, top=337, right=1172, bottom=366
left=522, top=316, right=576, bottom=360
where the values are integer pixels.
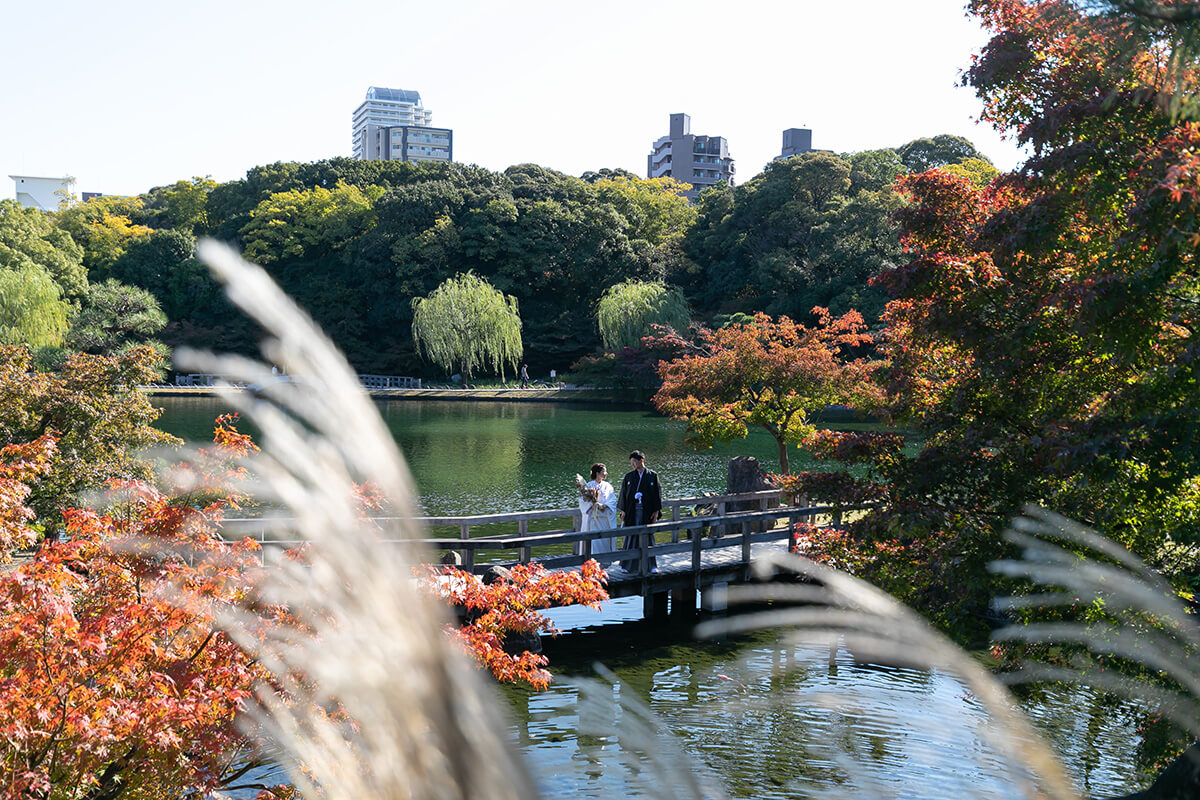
left=142, top=386, right=636, bottom=405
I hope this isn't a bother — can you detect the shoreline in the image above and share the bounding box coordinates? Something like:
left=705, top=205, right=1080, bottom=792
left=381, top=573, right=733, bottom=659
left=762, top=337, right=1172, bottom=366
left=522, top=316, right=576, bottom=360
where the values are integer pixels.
left=144, top=386, right=875, bottom=421
left=142, top=386, right=638, bottom=405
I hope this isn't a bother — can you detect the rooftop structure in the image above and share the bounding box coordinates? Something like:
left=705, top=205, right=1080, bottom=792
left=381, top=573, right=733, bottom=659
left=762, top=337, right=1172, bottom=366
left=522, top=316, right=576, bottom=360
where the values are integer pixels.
left=778, top=127, right=814, bottom=159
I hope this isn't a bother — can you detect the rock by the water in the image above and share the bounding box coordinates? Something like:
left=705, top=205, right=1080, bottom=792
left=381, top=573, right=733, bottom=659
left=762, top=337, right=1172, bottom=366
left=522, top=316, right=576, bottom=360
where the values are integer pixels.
left=727, top=456, right=777, bottom=497
left=726, top=456, right=779, bottom=532
left=481, top=565, right=512, bottom=585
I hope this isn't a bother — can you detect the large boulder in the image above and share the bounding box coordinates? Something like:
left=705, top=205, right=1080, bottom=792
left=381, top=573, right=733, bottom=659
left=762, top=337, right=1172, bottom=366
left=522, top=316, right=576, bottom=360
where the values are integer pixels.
left=727, top=455, right=778, bottom=497
left=726, top=457, right=780, bottom=532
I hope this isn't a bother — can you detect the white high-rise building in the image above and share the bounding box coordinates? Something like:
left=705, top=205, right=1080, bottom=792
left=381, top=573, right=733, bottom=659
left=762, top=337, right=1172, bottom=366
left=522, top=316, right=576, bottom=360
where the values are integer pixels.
left=352, top=87, right=444, bottom=161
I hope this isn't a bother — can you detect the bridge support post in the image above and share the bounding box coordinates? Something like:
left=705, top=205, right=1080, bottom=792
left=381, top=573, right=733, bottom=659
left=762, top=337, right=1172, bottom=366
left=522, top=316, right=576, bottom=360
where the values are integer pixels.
left=643, top=590, right=669, bottom=623
left=701, top=582, right=728, bottom=613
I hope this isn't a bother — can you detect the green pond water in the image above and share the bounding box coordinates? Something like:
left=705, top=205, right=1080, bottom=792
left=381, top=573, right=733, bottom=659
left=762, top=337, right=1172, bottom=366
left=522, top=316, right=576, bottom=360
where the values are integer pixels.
left=154, top=397, right=1151, bottom=799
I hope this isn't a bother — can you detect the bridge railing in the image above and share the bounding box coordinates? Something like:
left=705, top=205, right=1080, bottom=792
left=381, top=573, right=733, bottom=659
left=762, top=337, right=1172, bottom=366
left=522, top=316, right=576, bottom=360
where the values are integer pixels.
left=358, top=374, right=422, bottom=390
left=219, top=490, right=870, bottom=575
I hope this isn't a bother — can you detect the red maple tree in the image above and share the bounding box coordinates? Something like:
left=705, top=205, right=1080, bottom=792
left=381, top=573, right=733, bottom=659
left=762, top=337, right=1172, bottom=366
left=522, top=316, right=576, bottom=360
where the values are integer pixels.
left=653, top=311, right=883, bottom=474
left=420, top=560, right=609, bottom=691
left=0, top=415, right=286, bottom=799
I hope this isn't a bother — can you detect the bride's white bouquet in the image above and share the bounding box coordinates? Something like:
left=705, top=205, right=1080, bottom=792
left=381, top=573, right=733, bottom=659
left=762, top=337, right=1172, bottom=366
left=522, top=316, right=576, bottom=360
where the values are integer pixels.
left=575, top=474, right=598, bottom=504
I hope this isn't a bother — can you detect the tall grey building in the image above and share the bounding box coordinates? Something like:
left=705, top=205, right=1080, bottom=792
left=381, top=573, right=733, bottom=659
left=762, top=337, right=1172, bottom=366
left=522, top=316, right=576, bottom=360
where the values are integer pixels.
left=352, top=87, right=453, bottom=164
left=647, top=113, right=734, bottom=199
left=778, top=127, right=813, bottom=159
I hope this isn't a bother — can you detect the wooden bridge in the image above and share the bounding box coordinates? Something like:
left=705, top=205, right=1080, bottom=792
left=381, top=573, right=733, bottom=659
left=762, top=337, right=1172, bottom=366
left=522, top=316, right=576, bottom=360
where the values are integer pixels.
left=220, top=490, right=859, bottom=622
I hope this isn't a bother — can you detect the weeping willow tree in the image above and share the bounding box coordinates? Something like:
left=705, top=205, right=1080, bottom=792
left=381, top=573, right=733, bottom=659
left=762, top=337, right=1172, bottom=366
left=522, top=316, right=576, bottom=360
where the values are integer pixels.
left=596, top=279, right=690, bottom=351
left=0, top=266, right=71, bottom=347
left=411, top=272, right=523, bottom=385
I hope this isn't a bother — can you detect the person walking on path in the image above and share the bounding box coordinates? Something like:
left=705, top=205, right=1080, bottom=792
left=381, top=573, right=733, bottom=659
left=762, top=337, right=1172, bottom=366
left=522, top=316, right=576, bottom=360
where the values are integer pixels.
left=617, top=450, right=662, bottom=572
left=520, top=364, right=529, bottom=389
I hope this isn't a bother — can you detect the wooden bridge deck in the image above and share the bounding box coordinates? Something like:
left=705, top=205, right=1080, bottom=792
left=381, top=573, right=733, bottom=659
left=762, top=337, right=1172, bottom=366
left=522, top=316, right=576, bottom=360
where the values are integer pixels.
left=221, top=490, right=864, bottom=620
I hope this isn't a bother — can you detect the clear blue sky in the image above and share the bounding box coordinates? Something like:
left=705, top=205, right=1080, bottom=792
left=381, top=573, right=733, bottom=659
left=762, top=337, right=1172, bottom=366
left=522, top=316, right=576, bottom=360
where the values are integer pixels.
left=4, top=0, right=1025, bottom=198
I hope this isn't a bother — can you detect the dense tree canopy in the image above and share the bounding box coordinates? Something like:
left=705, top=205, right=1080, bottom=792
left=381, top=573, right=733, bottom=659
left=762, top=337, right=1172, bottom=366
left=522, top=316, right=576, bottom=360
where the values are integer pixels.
left=0, top=200, right=88, bottom=303
left=682, top=152, right=904, bottom=324
left=54, top=195, right=153, bottom=280
left=894, top=134, right=990, bottom=172
left=786, top=0, right=1200, bottom=636
left=23, top=135, right=987, bottom=379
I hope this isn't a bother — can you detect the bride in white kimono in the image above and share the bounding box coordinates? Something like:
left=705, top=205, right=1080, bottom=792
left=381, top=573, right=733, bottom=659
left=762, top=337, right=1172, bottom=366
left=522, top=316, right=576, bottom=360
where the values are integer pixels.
left=580, top=463, right=618, bottom=561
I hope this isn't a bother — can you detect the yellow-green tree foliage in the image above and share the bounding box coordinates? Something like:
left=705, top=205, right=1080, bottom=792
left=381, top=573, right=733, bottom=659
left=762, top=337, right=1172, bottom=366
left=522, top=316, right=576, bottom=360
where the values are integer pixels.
left=55, top=196, right=153, bottom=277
left=592, top=176, right=696, bottom=246
left=162, top=176, right=217, bottom=233
left=941, top=157, right=999, bottom=188
left=0, top=267, right=70, bottom=347
left=597, top=279, right=690, bottom=351
left=411, top=272, right=523, bottom=381
left=241, top=181, right=382, bottom=264
left=0, top=200, right=88, bottom=303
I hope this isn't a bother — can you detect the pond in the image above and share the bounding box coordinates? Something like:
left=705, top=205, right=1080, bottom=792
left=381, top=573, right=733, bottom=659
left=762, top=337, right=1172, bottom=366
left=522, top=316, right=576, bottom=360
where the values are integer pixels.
left=154, top=396, right=1151, bottom=798
left=153, top=396, right=875, bottom=515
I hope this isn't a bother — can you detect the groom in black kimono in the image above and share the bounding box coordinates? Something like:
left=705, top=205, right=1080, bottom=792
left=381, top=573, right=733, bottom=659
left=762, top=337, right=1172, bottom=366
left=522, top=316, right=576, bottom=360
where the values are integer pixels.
left=617, top=450, right=662, bottom=572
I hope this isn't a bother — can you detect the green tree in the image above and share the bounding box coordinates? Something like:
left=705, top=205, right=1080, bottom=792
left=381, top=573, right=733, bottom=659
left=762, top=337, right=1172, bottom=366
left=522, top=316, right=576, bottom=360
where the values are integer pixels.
left=140, top=176, right=217, bottom=233
left=596, top=280, right=691, bottom=350
left=0, top=346, right=176, bottom=523
left=241, top=181, right=382, bottom=265
left=53, top=195, right=153, bottom=280
left=847, top=148, right=908, bottom=192
left=895, top=134, right=991, bottom=173
left=941, top=157, right=999, bottom=187
left=683, top=150, right=905, bottom=323
left=0, top=200, right=88, bottom=303
left=411, top=272, right=523, bottom=384
left=67, top=279, right=169, bottom=366
left=110, top=228, right=197, bottom=303
left=0, top=267, right=71, bottom=347
left=592, top=176, right=696, bottom=247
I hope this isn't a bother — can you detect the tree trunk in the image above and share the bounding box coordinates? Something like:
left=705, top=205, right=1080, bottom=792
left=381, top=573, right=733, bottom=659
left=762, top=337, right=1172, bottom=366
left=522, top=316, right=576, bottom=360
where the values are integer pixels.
left=776, top=437, right=790, bottom=475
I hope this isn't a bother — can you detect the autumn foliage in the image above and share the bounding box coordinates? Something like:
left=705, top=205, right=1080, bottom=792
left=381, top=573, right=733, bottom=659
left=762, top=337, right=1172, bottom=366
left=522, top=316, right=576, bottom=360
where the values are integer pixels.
left=0, top=415, right=284, bottom=799
left=653, top=311, right=883, bottom=474
left=420, top=560, right=609, bottom=690
left=783, top=0, right=1200, bottom=637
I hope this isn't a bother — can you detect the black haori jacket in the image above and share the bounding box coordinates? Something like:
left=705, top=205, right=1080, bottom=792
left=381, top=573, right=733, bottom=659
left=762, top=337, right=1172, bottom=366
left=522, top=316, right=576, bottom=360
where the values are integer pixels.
left=617, top=468, right=662, bottom=526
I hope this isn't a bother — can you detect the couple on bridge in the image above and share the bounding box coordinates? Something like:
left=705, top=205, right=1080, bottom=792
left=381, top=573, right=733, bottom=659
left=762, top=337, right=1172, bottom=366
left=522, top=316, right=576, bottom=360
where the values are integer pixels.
left=578, top=450, right=663, bottom=572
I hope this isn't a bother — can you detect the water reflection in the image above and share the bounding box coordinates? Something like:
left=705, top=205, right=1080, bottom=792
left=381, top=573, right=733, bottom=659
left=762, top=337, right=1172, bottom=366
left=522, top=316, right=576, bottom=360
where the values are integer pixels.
left=153, top=398, right=1147, bottom=797
left=504, top=629, right=1145, bottom=800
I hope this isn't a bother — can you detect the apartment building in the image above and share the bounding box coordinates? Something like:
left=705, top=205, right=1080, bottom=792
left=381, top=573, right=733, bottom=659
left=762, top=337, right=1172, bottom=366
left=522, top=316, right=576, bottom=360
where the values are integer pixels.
left=365, top=125, right=454, bottom=163
left=351, top=87, right=452, bottom=163
left=646, top=113, right=735, bottom=199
